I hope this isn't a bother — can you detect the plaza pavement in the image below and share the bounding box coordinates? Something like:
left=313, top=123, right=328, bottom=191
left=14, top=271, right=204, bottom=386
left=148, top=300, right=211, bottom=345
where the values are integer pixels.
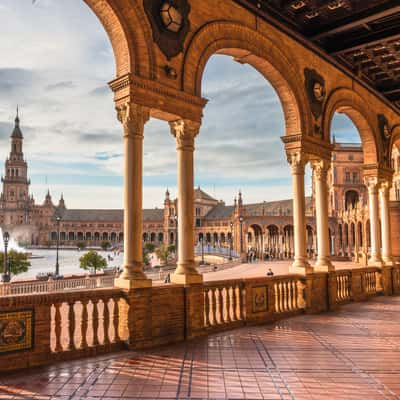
left=202, top=260, right=365, bottom=282
left=1, top=296, right=400, bottom=399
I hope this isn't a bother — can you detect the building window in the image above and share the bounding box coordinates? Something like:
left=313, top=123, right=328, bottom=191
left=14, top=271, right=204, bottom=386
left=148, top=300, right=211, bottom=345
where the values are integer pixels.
left=345, top=172, right=350, bottom=183
left=352, top=172, right=358, bottom=183
left=349, top=154, right=354, bottom=161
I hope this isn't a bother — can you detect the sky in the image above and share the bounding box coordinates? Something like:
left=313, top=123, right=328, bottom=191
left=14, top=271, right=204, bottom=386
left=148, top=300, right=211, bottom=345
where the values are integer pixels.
left=0, top=0, right=361, bottom=209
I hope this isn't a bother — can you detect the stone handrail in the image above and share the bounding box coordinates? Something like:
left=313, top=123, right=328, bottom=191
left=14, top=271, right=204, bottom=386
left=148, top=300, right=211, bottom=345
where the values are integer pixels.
left=0, top=275, right=115, bottom=296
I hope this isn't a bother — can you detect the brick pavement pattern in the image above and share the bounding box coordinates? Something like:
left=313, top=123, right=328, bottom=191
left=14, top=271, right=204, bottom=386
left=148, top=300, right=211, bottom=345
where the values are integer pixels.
left=1, top=296, right=400, bottom=400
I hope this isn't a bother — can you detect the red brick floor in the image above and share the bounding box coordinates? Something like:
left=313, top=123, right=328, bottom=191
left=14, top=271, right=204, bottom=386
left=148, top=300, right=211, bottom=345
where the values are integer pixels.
left=1, top=296, right=400, bottom=400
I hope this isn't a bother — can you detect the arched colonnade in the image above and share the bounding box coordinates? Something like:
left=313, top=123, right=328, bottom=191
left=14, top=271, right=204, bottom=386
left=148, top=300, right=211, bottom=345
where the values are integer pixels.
left=80, top=0, right=398, bottom=286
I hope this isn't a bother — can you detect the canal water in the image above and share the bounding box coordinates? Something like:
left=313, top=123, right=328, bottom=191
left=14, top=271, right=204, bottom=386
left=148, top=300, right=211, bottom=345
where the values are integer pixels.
left=13, top=249, right=124, bottom=280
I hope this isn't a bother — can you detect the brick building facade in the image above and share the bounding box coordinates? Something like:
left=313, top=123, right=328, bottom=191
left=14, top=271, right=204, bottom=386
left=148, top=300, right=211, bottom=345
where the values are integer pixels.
left=1, top=112, right=394, bottom=260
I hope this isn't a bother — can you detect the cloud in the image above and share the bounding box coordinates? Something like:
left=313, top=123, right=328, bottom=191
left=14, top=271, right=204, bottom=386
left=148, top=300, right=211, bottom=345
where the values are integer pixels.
left=0, top=3, right=350, bottom=209
left=46, top=81, right=75, bottom=91
left=90, top=85, right=110, bottom=97
left=0, top=68, right=35, bottom=93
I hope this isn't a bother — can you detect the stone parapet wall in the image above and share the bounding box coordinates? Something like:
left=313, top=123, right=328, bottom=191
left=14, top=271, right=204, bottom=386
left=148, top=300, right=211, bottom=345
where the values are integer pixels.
left=1, top=266, right=400, bottom=373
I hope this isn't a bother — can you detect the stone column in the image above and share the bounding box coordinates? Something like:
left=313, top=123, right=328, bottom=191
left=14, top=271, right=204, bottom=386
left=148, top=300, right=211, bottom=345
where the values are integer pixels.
left=170, top=120, right=202, bottom=284
left=366, top=178, right=383, bottom=266
left=115, top=103, right=152, bottom=289
left=288, top=153, right=312, bottom=274
left=312, top=160, right=334, bottom=271
left=379, top=181, right=393, bottom=265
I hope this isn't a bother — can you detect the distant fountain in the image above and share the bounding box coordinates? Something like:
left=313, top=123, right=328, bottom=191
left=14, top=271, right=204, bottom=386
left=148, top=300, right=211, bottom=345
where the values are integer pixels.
left=0, top=228, right=26, bottom=253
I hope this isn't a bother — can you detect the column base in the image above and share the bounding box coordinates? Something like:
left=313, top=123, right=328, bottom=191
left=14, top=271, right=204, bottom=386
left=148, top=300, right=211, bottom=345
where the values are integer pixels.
left=383, top=257, right=394, bottom=266
left=314, top=260, right=335, bottom=272
left=290, top=258, right=314, bottom=275
left=170, top=273, right=203, bottom=285
left=368, top=255, right=384, bottom=267
left=115, top=265, right=152, bottom=289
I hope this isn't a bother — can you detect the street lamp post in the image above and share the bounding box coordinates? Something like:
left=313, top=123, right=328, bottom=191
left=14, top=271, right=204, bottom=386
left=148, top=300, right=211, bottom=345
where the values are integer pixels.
left=229, top=221, right=233, bottom=260
left=55, top=215, right=61, bottom=277
left=2, top=232, right=10, bottom=283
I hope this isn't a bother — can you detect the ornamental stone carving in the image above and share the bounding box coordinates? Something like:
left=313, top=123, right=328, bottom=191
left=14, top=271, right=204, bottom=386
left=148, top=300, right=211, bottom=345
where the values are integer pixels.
left=311, top=159, right=330, bottom=180
left=144, top=0, right=191, bottom=60
left=287, top=152, right=306, bottom=175
left=169, top=119, right=200, bottom=150
left=116, top=103, right=150, bottom=138
left=377, top=114, right=392, bottom=167
left=304, top=68, right=327, bottom=137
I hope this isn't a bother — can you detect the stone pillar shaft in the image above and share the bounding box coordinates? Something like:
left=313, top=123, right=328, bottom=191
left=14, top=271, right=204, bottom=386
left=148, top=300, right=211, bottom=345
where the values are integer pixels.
left=312, top=160, right=333, bottom=271
left=116, top=103, right=151, bottom=289
left=379, top=182, right=393, bottom=264
left=367, top=178, right=383, bottom=266
left=170, top=120, right=202, bottom=284
left=288, top=153, right=312, bottom=274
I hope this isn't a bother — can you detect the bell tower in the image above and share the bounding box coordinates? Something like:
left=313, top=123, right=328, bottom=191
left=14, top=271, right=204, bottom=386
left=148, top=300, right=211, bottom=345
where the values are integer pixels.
left=1, top=108, right=31, bottom=225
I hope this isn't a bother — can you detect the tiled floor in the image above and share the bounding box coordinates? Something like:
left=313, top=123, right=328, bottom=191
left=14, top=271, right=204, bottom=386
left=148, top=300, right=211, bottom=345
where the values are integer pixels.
left=1, top=297, right=400, bottom=400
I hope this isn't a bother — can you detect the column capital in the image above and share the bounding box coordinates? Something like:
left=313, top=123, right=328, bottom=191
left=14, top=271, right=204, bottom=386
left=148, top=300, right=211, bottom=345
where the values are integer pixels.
left=170, top=119, right=201, bottom=151
left=379, top=179, right=392, bottom=193
left=287, top=152, right=307, bottom=175
left=311, top=159, right=331, bottom=180
left=116, top=103, right=150, bottom=138
left=364, top=176, right=379, bottom=194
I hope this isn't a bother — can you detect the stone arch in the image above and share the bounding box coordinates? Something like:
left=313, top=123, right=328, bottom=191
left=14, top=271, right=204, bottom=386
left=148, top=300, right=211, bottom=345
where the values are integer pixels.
left=83, top=0, right=154, bottom=77
left=182, top=21, right=311, bottom=136
left=323, top=88, right=379, bottom=165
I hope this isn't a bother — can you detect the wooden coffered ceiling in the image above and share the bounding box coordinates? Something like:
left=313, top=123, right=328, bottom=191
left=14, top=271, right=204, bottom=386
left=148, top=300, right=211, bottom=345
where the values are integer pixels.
left=234, top=0, right=400, bottom=111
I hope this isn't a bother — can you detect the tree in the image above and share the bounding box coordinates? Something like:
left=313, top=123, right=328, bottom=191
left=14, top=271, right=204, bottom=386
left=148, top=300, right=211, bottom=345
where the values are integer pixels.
left=77, top=241, right=86, bottom=251
left=0, top=251, right=31, bottom=276
left=100, top=241, right=111, bottom=251
left=79, top=251, right=107, bottom=274
left=144, top=243, right=156, bottom=254
left=155, top=245, right=173, bottom=266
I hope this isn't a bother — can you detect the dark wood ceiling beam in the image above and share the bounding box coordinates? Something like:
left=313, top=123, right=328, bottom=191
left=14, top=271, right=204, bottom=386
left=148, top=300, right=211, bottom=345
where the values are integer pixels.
left=311, top=4, right=400, bottom=41
left=330, top=30, right=400, bottom=55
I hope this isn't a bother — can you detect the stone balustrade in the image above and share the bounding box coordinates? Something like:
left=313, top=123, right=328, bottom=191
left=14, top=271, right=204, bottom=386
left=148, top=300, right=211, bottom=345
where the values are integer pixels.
left=1, top=266, right=400, bottom=373
left=0, top=275, right=115, bottom=296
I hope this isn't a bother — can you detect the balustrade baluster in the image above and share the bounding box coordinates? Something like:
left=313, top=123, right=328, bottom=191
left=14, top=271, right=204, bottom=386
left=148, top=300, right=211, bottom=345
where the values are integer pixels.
left=81, top=300, right=89, bottom=349
left=68, top=301, right=76, bottom=351
left=54, top=303, right=63, bottom=352
left=290, top=281, right=294, bottom=310
left=113, top=297, right=120, bottom=342
left=283, top=281, right=289, bottom=312
left=237, top=283, right=244, bottom=321
left=226, top=286, right=232, bottom=323
left=231, top=285, right=238, bottom=322
left=274, top=283, right=279, bottom=313
left=204, top=289, right=211, bottom=328
left=92, top=300, right=100, bottom=346
left=211, top=288, right=217, bottom=326
left=218, top=288, right=224, bottom=324
left=279, top=283, right=284, bottom=312
left=103, top=298, right=111, bottom=345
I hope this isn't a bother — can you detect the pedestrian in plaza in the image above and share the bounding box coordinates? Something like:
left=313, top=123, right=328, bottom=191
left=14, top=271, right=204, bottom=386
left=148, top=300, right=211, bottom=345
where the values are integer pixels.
left=267, top=268, right=274, bottom=277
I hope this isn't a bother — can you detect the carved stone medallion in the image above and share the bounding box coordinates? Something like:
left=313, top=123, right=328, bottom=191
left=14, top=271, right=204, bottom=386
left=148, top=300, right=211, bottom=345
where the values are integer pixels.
left=304, top=68, right=326, bottom=120
left=252, top=286, right=268, bottom=313
left=144, top=0, right=191, bottom=60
